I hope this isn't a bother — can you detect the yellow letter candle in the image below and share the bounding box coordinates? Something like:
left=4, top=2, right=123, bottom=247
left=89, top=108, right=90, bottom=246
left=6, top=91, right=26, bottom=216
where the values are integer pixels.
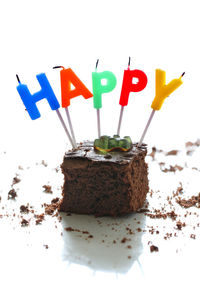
left=151, top=69, right=183, bottom=110
left=138, top=70, right=184, bottom=147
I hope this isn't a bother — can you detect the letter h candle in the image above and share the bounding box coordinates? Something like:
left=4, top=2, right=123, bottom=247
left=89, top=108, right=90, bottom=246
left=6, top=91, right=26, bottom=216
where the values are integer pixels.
left=16, top=73, right=75, bottom=148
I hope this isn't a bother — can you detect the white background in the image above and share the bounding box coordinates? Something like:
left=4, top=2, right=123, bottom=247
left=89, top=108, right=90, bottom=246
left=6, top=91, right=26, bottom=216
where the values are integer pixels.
left=1, top=0, right=200, bottom=158
left=0, top=0, right=200, bottom=299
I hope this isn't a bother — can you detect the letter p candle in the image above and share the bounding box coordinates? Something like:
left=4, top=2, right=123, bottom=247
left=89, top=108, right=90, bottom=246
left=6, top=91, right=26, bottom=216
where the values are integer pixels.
left=92, top=60, right=117, bottom=138
left=117, top=58, right=148, bottom=136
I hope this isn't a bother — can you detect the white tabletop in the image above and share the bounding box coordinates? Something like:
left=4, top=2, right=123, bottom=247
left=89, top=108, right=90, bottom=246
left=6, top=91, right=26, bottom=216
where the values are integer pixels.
left=1, top=143, right=200, bottom=300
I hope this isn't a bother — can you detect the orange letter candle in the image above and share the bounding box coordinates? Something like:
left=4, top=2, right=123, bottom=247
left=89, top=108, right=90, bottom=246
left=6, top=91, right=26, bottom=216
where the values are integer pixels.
left=60, top=67, right=93, bottom=108
left=59, top=67, right=93, bottom=147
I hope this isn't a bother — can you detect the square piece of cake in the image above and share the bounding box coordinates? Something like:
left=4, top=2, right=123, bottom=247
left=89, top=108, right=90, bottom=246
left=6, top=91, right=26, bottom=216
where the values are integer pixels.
left=60, top=141, right=149, bottom=216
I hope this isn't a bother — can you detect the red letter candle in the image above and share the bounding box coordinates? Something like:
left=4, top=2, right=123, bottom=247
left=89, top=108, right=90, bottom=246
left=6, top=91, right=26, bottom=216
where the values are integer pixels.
left=119, top=69, right=147, bottom=106
left=117, top=61, right=148, bottom=136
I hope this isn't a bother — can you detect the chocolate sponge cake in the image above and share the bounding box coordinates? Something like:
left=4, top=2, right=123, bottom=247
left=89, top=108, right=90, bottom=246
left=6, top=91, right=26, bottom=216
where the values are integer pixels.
left=60, top=141, right=149, bottom=216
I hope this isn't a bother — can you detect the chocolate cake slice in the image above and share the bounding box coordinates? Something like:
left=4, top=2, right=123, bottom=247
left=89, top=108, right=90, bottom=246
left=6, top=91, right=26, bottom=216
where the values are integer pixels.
left=60, top=141, right=149, bottom=216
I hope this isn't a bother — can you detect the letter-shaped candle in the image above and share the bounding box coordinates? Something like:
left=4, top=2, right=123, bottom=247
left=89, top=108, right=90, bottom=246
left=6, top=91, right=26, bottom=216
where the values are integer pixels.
left=117, top=62, right=147, bottom=136
left=16, top=73, right=60, bottom=120
left=138, top=70, right=184, bottom=147
left=119, top=69, right=147, bottom=107
left=16, top=74, right=75, bottom=148
left=59, top=67, right=93, bottom=147
left=92, top=71, right=117, bottom=109
left=151, top=69, right=183, bottom=110
left=92, top=68, right=117, bottom=137
left=60, top=68, right=93, bottom=108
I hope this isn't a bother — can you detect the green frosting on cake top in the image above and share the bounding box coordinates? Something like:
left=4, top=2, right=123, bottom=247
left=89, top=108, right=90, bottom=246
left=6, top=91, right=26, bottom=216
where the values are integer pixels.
left=94, top=135, right=132, bottom=152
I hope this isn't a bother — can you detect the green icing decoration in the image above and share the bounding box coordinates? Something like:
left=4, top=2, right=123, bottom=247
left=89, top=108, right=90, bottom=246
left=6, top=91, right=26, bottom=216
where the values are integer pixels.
left=94, top=135, right=132, bottom=152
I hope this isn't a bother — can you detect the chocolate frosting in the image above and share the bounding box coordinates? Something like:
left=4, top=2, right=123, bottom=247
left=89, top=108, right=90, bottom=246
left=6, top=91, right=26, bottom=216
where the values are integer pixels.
left=64, top=141, right=147, bottom=165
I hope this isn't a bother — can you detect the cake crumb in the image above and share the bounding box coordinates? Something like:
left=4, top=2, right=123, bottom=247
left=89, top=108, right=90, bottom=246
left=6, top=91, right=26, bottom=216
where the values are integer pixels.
left=41, top=160, right=48, bottom=167
left=121, top=237, right=131, bottom=243
left=176, top=220, right=186, bottom=230
left=21, top=218, right=29, bottom=227
left=137, top=228, right=142, bottom=232
left=190, top=234, right=196, bottom=239
left=44, top=199, right=60, bottom=215
left=8, top=189, right=17, bottom=199
left=42, top=185, right=53, bottom=194
left=65, top=227, right=74, bottom=232
left=35, top=214, right=45, bottom=225
left=166, top=150, right=178, bottom=156
left=176, top=193, right=200, bottom=208
left=150, top=245, right=159, bottom=252
left=20, top=205, right=29, bottom=214
left=12, top=176, right=21, bottom=185
left=162, top=165, right=183, bottom=173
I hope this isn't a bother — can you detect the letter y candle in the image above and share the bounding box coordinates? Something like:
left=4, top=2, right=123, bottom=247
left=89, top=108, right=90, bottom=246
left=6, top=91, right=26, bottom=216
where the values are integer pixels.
left=138, top=70, right=184, bottom=147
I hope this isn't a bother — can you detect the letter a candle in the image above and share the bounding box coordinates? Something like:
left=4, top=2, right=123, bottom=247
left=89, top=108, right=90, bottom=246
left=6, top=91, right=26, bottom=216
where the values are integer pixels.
left=53, top=66, right=93, bottom=148
left=138, top=69, right=184, bottom=147
left=117, top=57, right=148, bottom=136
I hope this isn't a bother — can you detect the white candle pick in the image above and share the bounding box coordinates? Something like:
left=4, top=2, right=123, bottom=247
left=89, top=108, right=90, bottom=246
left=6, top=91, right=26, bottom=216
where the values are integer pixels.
left=65, top=107, right=77, bottom=148
left=138, top=109, right=155, bottom=147
left=56, top=109, right=75, bottom=148
left=116, top=57, right=131, bottom=136
left=95, top=59, right=101, bottom=138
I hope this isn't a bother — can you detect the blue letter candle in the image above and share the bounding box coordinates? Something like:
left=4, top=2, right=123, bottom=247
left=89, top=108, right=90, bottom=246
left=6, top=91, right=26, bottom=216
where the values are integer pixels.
left=16, top=73, right=60, bottom=120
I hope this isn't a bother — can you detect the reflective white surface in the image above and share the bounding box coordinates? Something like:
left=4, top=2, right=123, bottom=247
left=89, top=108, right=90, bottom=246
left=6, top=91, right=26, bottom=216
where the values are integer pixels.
left=1, top=146, right=200, bottom=300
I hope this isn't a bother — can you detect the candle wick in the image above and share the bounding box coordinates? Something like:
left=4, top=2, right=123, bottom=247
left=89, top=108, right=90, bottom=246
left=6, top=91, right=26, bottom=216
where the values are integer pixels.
left=181, top=72, right=185, bottom=77
left=16, top=74, right=21, bottom=83
left=53, top=66, right=64, bottom=69
left=95, top=59, right=99, bottom=70
left=128, top=56, right=131, bottom=69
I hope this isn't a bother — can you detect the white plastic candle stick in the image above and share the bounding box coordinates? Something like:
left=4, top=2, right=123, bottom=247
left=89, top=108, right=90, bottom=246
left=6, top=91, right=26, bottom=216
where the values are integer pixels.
left=95, top=59, right=101, bottom=138
left=97, top=109, right=101, bottom=138
left=116, top=57, right=130, bottom=136
left=138, top=109, right=155, bottom=147
left=56, top=109, right=75, bottom=148
left=65, top=107, right=77, bottom=148
left=117, top=106, right=124, bottom=136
